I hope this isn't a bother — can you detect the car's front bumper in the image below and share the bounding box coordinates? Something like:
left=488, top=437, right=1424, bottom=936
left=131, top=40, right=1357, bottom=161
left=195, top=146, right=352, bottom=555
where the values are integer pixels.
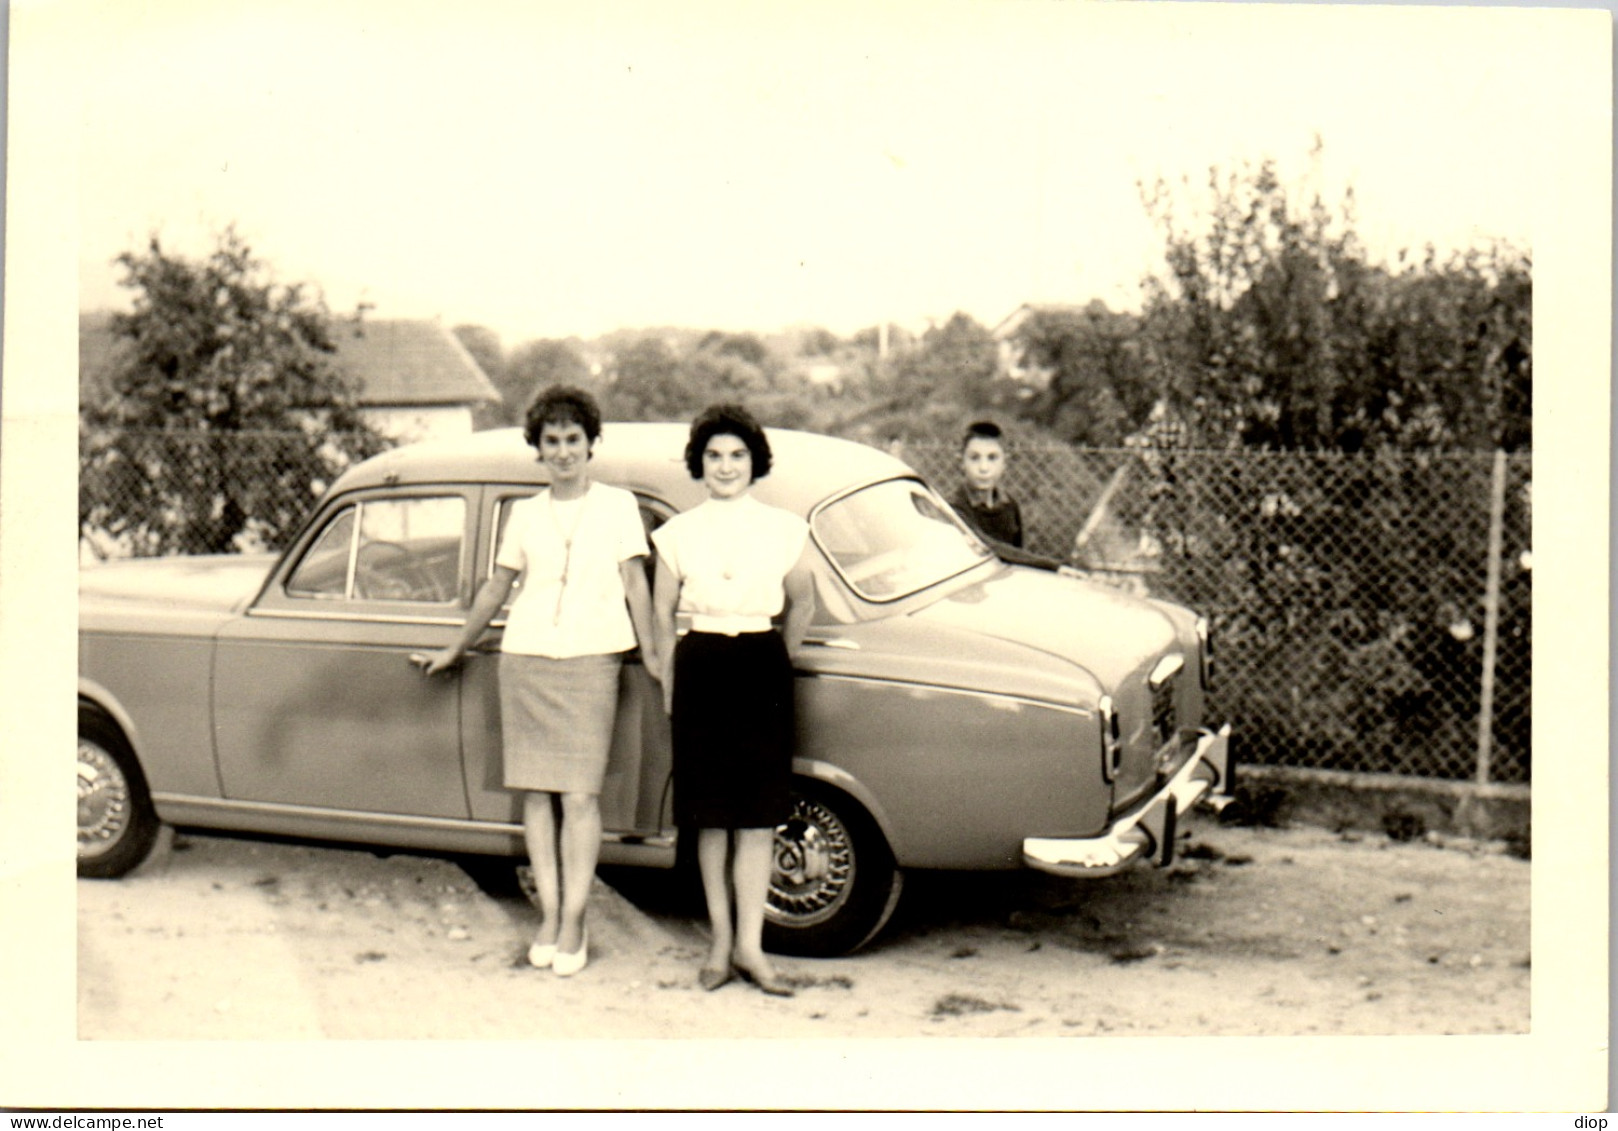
left=1022, top=723, right=1234, bottom=878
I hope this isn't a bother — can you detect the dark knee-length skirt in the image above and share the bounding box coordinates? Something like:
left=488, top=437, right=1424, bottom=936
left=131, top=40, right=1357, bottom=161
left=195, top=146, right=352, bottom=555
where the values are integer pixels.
left=671, top=630, right=794, bottom=829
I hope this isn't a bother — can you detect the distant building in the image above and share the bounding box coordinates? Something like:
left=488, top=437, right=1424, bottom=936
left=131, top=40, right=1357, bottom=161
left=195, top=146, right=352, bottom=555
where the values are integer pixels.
left=990, top=302, right=1089, bottom=388
left=801, top=362, right=844, bottom=391
left=328, top=317, right=500, bottom=441
left=79, top=312, right=500, bottom=442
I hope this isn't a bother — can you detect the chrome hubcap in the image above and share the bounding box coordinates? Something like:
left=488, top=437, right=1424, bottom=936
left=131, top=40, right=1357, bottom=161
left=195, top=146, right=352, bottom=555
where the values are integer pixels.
left=78, top=740, right=130, bottom=858
left=768, top=797, right=854, bottom=928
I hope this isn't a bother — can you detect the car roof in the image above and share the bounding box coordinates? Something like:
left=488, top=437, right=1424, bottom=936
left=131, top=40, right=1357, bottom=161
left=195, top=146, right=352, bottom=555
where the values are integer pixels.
left=328, top=422, right=919, bottom=515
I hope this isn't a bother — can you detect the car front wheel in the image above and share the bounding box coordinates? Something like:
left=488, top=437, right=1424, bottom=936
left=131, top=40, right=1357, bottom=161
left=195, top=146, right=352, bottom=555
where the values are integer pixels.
left=764, top=781, right=902, bottom=957
left=78, top=709, right=160, bottom=879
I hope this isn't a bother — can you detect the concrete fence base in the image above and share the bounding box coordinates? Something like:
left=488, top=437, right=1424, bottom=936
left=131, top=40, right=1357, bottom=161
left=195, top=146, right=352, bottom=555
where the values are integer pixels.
left=1235, top=764, right=1531, bottom=844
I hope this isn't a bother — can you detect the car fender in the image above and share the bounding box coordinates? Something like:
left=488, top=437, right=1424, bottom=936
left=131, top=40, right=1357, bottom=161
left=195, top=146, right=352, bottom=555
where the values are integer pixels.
left=788, top=755, right=900, bottom=855
left=78, top=677, right=144, bottom=761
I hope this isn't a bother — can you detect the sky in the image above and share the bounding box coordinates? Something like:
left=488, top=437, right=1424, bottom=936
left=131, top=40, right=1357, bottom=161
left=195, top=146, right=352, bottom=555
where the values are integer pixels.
left=69, top=0, right=1560, bottom=348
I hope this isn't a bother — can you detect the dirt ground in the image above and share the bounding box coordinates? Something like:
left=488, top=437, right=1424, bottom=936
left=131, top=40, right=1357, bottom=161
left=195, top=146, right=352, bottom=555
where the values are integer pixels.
left=76, top=813, right=1529, bottom=1040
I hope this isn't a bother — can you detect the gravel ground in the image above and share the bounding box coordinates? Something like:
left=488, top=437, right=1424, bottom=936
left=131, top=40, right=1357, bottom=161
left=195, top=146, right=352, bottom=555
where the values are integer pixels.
left=77, top=815, right=1529, bottom=1041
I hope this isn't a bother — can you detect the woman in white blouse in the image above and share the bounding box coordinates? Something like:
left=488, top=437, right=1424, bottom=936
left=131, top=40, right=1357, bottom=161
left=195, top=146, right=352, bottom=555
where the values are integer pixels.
left=418, top=387, right=657, bottom=978
left=651, top=404, right=815, bottom=997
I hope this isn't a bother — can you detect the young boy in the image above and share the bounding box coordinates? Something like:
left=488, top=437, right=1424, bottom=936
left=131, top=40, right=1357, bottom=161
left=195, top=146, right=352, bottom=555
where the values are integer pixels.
left=950, top=420, right=1025, bottom=549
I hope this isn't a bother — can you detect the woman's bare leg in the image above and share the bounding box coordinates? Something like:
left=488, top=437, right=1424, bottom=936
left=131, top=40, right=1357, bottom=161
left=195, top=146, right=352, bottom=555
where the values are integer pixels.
left=696, top=827, right=734, bottom=971
left=729, top=826, right=777, bottom=977
left=557, top=791, right=602, bottom=954
left=522, top=791, right=560, bottom=947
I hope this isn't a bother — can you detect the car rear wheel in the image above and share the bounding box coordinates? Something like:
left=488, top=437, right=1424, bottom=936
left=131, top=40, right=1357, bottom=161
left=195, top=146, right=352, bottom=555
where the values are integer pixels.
left=78, top=709, right=159, bottom=879
left=764, top=781, right=902, bottom=957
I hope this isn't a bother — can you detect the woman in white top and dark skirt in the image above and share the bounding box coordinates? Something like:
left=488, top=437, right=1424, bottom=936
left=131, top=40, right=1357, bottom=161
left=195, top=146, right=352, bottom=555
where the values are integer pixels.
left=418, top=387, right=657, bottom=978
left=651, top=404, right=815, bottom=997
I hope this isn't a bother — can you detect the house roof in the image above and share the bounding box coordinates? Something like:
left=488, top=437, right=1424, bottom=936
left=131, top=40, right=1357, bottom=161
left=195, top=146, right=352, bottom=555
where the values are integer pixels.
left=991, top=302, right=1091, bottom=340
left=328, top=318, right=501, bottom=407
left=78, top=312, right=500, bottom=409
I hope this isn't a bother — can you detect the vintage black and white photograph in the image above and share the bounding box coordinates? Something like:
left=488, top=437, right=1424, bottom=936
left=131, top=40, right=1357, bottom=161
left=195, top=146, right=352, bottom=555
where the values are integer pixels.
left=2, top=0, right=1608, bottom=1113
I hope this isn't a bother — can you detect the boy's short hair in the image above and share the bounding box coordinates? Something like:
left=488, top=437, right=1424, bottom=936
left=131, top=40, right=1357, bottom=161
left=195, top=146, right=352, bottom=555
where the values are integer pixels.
left=961, top=420, right=1006, bottom=450
left=524, top=385, right=602, bottom=449
left=684, top=402, right=774, bottom=481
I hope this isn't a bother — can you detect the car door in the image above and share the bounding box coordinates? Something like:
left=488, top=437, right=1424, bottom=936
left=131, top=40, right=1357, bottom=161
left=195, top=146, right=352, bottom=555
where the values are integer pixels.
left=458, top=485, right=674, bottom=844
left=212, top=489, right=474, bottom=818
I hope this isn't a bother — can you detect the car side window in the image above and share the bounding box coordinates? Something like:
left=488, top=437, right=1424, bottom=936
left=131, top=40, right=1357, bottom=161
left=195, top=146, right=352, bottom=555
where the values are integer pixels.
left=285, top=507, right=357, bottom=598
left=286, top=496, right=465, bottom=604
left=489, top=493, right=536, bottom=614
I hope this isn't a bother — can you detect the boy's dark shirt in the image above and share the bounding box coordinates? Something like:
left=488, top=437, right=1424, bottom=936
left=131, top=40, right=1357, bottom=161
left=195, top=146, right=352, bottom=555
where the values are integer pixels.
left=951, top=484, right=1024, bottom=548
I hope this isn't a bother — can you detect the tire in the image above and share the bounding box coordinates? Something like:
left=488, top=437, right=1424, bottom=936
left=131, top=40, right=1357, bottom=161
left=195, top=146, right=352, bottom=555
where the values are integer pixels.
left=78, top=708, right=160, bottom=879
left=763, top=780, right=903, bottom=957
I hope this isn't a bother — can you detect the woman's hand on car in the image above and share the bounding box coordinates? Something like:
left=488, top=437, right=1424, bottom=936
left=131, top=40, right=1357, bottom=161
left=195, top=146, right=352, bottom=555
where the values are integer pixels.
left=413, top=646, right=464, bottom=677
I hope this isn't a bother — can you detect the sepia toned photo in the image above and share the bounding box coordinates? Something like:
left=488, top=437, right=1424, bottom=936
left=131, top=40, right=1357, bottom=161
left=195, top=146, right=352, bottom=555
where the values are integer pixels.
left=2, top=0, right=1609, bottom=1113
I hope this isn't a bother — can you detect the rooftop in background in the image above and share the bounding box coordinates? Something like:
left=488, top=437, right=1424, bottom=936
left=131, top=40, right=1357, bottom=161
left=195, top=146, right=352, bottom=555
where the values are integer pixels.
left=329, top=317, right=500, bottom=407
left=78, top=312, right=500, bottom=410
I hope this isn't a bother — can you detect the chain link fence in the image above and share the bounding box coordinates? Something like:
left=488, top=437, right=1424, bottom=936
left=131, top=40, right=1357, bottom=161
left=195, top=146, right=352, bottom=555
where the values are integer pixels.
left=81, top=428, right=1530, bottom=786
left=79, top=428, right=388, bottom=560
left=900, top=441, right=1531, bottom=786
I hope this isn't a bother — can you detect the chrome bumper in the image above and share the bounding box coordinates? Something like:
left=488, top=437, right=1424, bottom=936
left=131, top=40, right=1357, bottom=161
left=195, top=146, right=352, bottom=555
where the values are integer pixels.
left=1022, top=723, right=1234, bottom=878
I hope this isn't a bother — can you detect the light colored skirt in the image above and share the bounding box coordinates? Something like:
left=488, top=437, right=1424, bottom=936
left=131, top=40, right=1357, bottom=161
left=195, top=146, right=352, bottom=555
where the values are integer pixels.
left=499, top=652, right=622, bottom=794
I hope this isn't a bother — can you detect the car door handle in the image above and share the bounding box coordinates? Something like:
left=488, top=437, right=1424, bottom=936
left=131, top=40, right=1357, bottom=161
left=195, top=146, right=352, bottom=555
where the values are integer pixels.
left=804, top=635, right=860, bottom=651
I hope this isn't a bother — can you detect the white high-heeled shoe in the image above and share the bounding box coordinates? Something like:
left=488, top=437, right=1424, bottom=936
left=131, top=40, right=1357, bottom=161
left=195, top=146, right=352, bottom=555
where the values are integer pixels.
left=552, top=929, right=588, bottom=977
left=527, top=939, right=557, bottom=969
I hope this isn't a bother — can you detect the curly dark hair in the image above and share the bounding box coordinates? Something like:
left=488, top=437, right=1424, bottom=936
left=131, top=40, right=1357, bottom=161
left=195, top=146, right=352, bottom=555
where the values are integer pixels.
left=523, top=386, right=602, bottom=449
left=683, top=402, right=773, bottom=482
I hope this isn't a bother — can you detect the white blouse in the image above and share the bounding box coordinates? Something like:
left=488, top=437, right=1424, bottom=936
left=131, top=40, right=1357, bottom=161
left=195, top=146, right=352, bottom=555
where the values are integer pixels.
left=495, top=482, right=648, bottom=658
left=652, top=494, right=809, bottom=629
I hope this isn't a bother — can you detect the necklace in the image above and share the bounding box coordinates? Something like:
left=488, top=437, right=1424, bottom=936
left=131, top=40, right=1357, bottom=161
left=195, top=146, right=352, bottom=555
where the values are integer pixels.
left=547, top=486, right=588, bottom=626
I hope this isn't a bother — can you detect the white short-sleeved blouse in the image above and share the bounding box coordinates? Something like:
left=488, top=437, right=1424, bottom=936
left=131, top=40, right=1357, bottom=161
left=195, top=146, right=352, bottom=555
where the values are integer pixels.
left=652, top=494, right=809, bottom=628
left=495, top=482, right=648, bottom=658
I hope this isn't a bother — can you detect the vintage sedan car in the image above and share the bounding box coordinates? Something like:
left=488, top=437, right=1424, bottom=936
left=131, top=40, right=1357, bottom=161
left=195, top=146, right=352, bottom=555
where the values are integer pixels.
left=78, top=424, right=1233, bottom=956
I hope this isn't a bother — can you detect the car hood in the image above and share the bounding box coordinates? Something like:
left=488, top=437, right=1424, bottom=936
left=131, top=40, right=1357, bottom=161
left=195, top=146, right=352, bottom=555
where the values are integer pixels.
left=910, top=565, right=1181, bottom=692
left=79, top=553, right=276, bottom=615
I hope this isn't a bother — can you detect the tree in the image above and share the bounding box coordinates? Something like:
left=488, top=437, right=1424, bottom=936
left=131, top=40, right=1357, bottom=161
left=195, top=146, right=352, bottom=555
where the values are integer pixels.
left=798, top=326, right=840, bottom=357
left=1366, top=245, right=1532, bottom=452
left=851, top=313, right=1007, bottom=439
left=687, top=330, right=777, bottom=399
left=80, top=228, right=387, bottom=555
left=452, top=324, right=512, bottom=427
left=600, top=336, right=699, bottom=421
left=503, top=338, right=594, bottom=421
left=1137, top=151, right=1530, bottom=453
left=1128, top=150, right=1533, bottom=781
left=94, top=229, right=373, bottom=432
left=695, top=330, right=772, bottom=368
left=1012, top=302, right=1156, bottom=446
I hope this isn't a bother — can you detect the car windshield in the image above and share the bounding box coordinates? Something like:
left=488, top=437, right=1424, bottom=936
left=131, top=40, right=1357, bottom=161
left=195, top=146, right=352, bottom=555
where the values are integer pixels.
left=812, top=478, right=994, bottom=601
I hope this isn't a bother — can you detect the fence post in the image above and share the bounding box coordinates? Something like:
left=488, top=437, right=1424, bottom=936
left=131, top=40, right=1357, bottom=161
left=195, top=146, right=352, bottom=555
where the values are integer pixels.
left=1474, top=450, right=1507, bottom=785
